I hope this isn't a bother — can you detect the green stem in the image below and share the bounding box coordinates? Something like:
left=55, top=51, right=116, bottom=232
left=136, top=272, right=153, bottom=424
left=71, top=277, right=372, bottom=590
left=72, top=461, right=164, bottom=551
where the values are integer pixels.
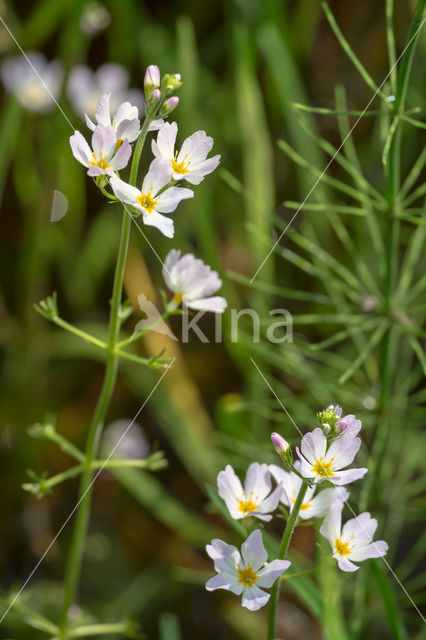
left=59, top=115, right=152, bottom=635
left=51, top=316, right=108, bottom=350
left=266, top=480, right=308, bottom=640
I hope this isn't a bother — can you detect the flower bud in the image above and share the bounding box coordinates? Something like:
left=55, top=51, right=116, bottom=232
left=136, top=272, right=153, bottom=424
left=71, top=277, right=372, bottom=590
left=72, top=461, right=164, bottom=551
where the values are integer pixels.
left=162, top=73, right=182, bottom=93
left=271, top=432, right=289, bottom=454
left=144, top=65, right=160, bottom=95
left=151, top=88, right=161, bottom=102
left=322, top=423, right=331, bottom=433
left=337, top=419, right=347, bottom=431
left=159, top=96, right=179, bottom=117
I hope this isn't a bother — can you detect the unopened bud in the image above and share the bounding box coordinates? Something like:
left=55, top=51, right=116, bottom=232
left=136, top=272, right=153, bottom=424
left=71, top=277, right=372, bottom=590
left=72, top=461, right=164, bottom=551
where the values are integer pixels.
left=151, top=88, right=161, bottom=101
left=271, top=432, right=290, bottom=454
left=322, top=423, right=331, bottom=433
left=162, top=73, right=182, bottom=93
left=144, top=65, right=160, bottom=95
left=159, top=96, right=179, bottom=117
left=337, top=419, right=347, bottom=431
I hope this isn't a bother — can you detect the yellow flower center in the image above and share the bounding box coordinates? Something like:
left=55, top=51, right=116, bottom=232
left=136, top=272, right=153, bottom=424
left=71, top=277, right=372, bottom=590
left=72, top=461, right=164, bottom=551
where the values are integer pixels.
left=238, top=491, right=258, bottom=515
left=237, top=565, right=259, bottom=588
left=116, top=137, right=123, bottom=149
left=90, top=152, right=110, bottom=171
left=172, top=292, right=183, bottom=306
left=291, top=498, right=310, bottom=510
left=334, top=537, right=353, bottom=556
left=137, top=191, right=158, bottom=214
left=171, top=150, right=190, bottom=175
left=312, top=457, right=334, bottom=477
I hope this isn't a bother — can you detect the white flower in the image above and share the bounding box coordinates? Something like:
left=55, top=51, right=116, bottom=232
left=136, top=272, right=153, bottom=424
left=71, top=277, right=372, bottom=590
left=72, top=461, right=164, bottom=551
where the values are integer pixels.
left=162, top=250, right=227, bottom=313
left=217, top=463, right=282, bottom=521
left=69, top=125, right=131, bottom=177
left=1, top=52, right=63, bottom=112
left=84, top=93, right=140, bottom=143
left=152, top=121, right=220, bottom=184
left=206, top=529, right=290, bottom=610
left=67, top=63, right=144, bottom=120
left=269, top=462, right=349, bottom=520
left=320, top=501, right=388, bottom=572
left=296, top=428, right=367, bottom=485
left=110, top=159, right=193, bottom=238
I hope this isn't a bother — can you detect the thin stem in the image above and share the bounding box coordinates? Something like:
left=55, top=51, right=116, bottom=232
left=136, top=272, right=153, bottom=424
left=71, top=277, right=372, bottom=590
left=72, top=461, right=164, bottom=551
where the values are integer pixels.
left=51, top=316, right=108, bottom=350
left=266, top=480, right=308, bottom=640
left=59, top=115, right=153, bottom=635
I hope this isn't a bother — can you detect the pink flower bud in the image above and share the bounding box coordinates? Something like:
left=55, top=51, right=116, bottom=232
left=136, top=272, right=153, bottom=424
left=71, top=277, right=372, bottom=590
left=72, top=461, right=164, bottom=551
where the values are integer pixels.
left=144, top=65, right=160, bottom=92
left=159, top=96, right=179, bottom=116
left=152, top=88, right=161, bottom=101
left=271, top=432, right=289, bottom=454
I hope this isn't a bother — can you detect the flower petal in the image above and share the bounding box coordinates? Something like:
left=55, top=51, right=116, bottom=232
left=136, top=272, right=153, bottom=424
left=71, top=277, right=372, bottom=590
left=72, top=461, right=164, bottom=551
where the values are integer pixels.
left=326, top=434, right=361, bottom=469
left=256, top=559, right=291, bottom=588
left=109, top=139, right=131, bottom=171
left=300, top=428, right=327, bottom=464
left=240, top=530, right=267, bottom=571
left=69, top=130, right=92, bottom=167
left=241, top=585, right=270, bottom=611
left=155, top=186, right=194, bottom=213
left=94, top=92, right=111, bottom=127
left=186, top=296, right=227, bottom=313
left=206, top=538, right=240, bottom=575
left=184, top=155, right=221, bottom=185
left=142, top=158, right=173, bottom=196
left=205, top=572, right=243, bottom=595
left=151, top=121, right=177, bottom=161
left=336, top=556, right=359, bottom=572
left=92, top=124, right=116, bottom=159
left=244, top=463, right=271, bottom=502
left=350, top=540, right=388, bottom=562
left=332, top=467, right=367, bottom=485
left=178, top=130, right=213, bottom=164
left=320, top=499, right=343, bottom=546
left=256, top=484, right=283, bottom=514
left=142, top=211, right=174, bottom=238
left=110, top=175, right=140, bottom=205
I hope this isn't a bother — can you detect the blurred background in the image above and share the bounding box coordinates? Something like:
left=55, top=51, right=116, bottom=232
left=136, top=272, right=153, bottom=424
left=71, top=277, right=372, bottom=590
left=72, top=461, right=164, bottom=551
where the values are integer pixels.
left=0, top=0, right=425, bottom=638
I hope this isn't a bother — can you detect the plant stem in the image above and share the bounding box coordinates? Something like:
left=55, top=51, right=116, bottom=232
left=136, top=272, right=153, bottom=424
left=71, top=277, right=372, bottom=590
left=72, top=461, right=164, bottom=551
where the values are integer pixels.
left=59, top=115, right=152, bottom=635
left=266, top=480, right=308, bottom=640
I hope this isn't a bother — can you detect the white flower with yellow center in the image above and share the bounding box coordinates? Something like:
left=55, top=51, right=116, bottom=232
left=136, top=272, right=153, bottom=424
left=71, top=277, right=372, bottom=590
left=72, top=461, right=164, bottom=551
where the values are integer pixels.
left=269, top=462, right=349, bottom=520
left=1, top=52, right=63, bottom=113
left=70, top=125, right=131, bottom=177
left=152, top=121, right=220, bottom=184
left=84, top=92, right=141, bottom=144
left=320, top=500, right=388, bottom=572
left=217, top=463, right=283, bottom=522
left=296, top=427, right=367, bottom=485
left=206, top=529, right=290, bottom=610
left=162, top=250, right=227, bottom=313
left=109, top=159, right=193, bottom=238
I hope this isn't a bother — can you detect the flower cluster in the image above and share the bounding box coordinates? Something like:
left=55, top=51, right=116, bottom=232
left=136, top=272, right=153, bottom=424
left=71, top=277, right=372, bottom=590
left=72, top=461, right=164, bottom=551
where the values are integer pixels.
left=66, top=64, right=226, bottom=318
left=206, top=405, right=387, bottom=611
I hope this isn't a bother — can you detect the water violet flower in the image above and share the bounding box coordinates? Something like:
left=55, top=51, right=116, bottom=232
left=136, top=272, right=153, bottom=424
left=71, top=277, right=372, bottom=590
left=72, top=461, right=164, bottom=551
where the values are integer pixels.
left=1, top=52, right=63, bottom=112
left=320, top=500, right=388, bottom=572
left=70, top=125, right=131, bottom=177
left=217, top=463, right=282, bottom=521
left=206, top=529, right=290, bottom=610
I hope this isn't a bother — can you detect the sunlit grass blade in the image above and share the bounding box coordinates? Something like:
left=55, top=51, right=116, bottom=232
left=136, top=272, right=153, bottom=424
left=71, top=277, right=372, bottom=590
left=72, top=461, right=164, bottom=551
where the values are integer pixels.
left=308, top=317, right=382, bottom=351
left=227, top=269, right=332, bottom=304
left=322, top=2, right=387, bottom=100
left=293, top=103, right=385, bottom=117
left=338, top=321, right=389, bottom=384
left=284, top=201, right=366, bottom=216
left=278, top=139, right=384, bottom=208
left=400, top=147, right=426, bottom=199
left=395, top=220, right=426, bottom=302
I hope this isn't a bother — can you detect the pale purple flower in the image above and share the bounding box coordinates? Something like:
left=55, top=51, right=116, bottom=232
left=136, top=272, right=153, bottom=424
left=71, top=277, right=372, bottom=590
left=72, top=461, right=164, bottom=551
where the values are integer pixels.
left=152, top=121, right=220, bottom=184
left=67, top=63, right=144, bottom=120
left=110, top=159, right=193, bottom=238
left=296, top=428, right=367, bottom=485
left=206, top=529, right=290, bottom=610
left=1, top=52, right=63, bottom=112
left=162, top=250, right=227, bottom=313
left=217, top=463, right=282, bottom=521
left=269, top=462, right=349, bottom=520
left=69, top=125, right=131, bottom=177
left=320, top=501, right=388, bottom=572
left=85, top=93, right=140, bottom=143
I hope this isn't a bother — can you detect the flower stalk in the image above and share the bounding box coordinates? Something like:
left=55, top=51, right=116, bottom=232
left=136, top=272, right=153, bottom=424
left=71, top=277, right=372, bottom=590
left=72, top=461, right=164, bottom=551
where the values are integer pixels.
left=59, top=114, right=153, bottom=635
left=266, top=480, right=309, bottom=640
